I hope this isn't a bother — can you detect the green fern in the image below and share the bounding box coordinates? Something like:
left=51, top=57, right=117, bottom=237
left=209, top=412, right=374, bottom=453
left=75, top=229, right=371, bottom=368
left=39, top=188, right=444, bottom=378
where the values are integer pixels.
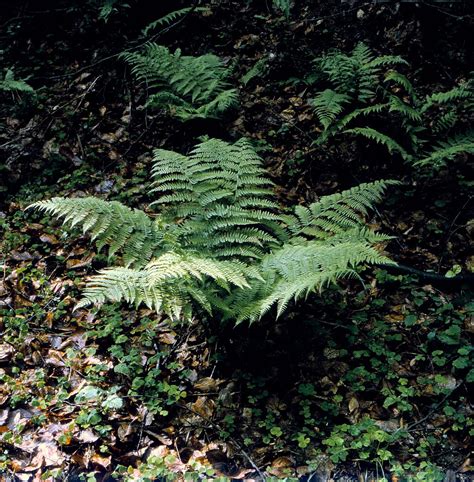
left=29, top=139, right=396, bottom=323
left=27, top=198, right=167, bottom=268
left=151, top=138, right=281, bottom=259
left=421, top=84, right=471, bottom=112
left=384, top=70, right=416, bottom=97
left=344, top=127, right=412, bottom=161
left=228, top=241, right=393, bottom=323
left=283, top=180, right=400, bottom=239
left=143, top=7, right=210, bottom=36
left=415, top=131, right=474, bottom=168
left=241, top=58, right=268, bottom=86
left=0, top=68, right=34, bottom=93
left=314, top=43, right=406, bottom=103
left=310, top=44, right=473, bottom=170
left=76, top=252, right=250, bottom=319
left=121, top=44, right=238, bottom=121
left=311, top=89, right=351, bottom=130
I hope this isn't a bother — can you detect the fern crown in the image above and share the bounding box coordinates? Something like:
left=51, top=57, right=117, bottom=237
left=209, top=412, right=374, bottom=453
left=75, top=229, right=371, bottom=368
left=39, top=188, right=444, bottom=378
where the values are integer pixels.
left=29, top=139, right=397, bottom=323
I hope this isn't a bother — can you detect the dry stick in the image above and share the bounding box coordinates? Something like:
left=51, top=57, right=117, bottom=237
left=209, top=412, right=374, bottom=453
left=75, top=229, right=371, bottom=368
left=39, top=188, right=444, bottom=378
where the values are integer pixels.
left=177, top=403, right=266, bottom=480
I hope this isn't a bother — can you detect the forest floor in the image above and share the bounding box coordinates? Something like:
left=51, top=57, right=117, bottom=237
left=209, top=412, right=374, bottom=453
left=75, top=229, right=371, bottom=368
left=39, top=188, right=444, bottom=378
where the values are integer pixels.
left=0, top=1, right=473, bottom=481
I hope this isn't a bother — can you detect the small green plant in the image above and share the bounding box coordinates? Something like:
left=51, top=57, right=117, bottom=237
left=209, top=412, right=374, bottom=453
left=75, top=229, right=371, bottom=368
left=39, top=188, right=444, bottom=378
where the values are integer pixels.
left=91, top=0, right=131, bottom=21
left=310, top=43, right=474, bottom=169
left=272, top=0, right=292, bottom=19
left=121, top=44, right=238, bottom=121
left=320, top=418, right=403, bottom=464
left=29, top=138, right=397, bottom=323
left=0, top=68, right=34, bottom=94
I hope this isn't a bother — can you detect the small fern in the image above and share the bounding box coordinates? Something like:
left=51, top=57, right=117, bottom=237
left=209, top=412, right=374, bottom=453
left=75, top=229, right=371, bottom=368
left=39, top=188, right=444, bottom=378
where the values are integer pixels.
left=0, top=68, right=34, bottom=93
left=29, top=140, right=396, bottom=323
left=415, top=131, right=474, bottom=168
left=143, top=7, right=210, bottom=36
left=314, top=42, right=406, bottom=103
left=310, top=43, right=473, bottom=170
left=121, top=44, right=238, bottom=121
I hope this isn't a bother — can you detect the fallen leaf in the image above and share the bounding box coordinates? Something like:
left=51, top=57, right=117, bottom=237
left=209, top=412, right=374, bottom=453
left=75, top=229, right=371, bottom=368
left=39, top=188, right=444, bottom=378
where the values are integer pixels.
left=91, top=453, right=111, bottom=469
left=0, top=343, right=14, bottom=362
left=348, top=396, right=359, bottom=413
left=191, top=397, right=215, bottom=419
left=77, top=429, right=99, bottom=443
left=24, top=442, right=65, bottom=471
left=194, top=377, right=219, bottom=392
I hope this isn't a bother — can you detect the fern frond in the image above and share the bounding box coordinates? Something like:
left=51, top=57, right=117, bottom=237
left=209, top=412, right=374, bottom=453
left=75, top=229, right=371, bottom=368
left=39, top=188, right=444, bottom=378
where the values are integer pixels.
left=241, top=58, right=268, bottom=86
left=415, top=131, right=474, bottom=168
left=0, top=69, right=34, bottom=93
left=384, top=70, right=415, bottom=97
left=421, top=85, right=471, bottom=112
left=76, top=252, right=250, bottom=319
left=142, top=7, right=210, bottom=36
left=311, top=89, right=351, bottom=130
left=151, top=138, right=280, bottom=260
left=388, top=95, right=422, bottom=122
left=229, top=241, right=394, bottom=323
left=28, top=198, right=165, bottom=267
left=344, top=127, right=411, bottom=160
left=285, top=180, right=399, bottom=239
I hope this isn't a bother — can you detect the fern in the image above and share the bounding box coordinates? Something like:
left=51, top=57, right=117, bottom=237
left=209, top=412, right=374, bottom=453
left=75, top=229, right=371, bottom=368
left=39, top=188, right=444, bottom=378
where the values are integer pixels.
left=388, top=95, right=422, bottom=122
left=228, top=241, right=393, bottom=323
left=309, top=44, right=473, bottom=170
left=241, top=58, right=268, bottom=86
left=311, top=89, right=351, bottom=130
left=421, top=84, right=471, bottom=112
left=29, top=139, right=396, bottom=323
left=28, top=198, right=170, bottom=268
left=151, top=138, right=281, bottom=259
left=143, top=7, right=210, bottom=36
left=283, top=180, right=400, bottom=239
left=344, top=127, right=412, bottom=161
left=121, top=44, right=237, bottom=120
left=415, top=131, right=474, bottom=168
left=384, top=70, right=416, bottom=97
left=0, top=68, right=34, bottom=93
left=430, top=109, right=458, bottom=134
left=314, top=43, right=406, bottom=103
left=76, top=252, right=250, bottom=319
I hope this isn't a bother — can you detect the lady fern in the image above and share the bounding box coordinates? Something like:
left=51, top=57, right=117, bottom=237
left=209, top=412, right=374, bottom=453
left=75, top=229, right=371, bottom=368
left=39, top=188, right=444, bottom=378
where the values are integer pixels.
left=29, top=140, right=396, bottom=323
left=310, top=43, right=474, bottom=170
left=121, top=44, right=238, bottom=121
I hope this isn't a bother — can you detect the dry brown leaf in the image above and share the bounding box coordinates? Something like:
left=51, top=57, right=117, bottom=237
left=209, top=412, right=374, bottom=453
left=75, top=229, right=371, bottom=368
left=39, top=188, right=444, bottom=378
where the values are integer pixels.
left=159, top=331, right=177, bottom=345
left=77, top=429, right=99, bottom=443
left=191, top=397, right=215, bottom=419
left=24, top=442, right=65, bottom=471
left=0, top=343, right=14, bottom=362
left=348, top=396, right=359, bottom=413
left=194, top=377, right=219, bottom=392
left=91, top=453, right=111, bottom=469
